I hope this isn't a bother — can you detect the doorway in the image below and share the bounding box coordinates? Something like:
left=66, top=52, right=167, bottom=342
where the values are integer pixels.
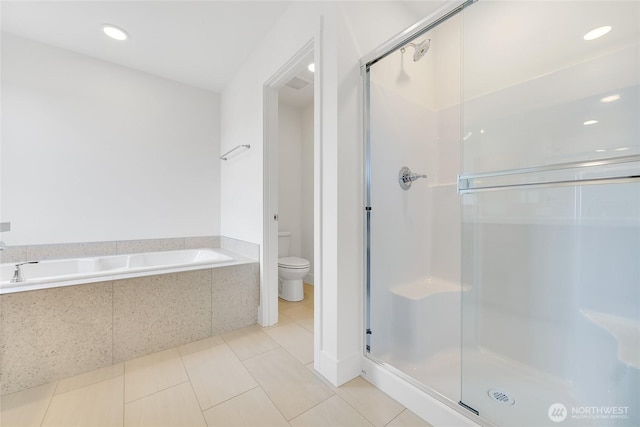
left=263, top=40, right=321, bottom=367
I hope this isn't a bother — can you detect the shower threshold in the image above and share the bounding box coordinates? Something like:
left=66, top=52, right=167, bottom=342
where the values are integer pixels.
left=374, top=348, right=597, bottom=427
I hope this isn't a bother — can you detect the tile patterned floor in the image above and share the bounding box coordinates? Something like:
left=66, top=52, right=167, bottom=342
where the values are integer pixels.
left=1, top=285, right=432, bottom=427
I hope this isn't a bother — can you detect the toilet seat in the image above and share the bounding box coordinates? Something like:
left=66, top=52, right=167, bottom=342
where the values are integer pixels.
left=278, top=257, right=310, bottom=269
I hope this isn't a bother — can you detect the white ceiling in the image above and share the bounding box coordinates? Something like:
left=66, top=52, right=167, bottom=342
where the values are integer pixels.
left=0, top=0, right=293, bottom=93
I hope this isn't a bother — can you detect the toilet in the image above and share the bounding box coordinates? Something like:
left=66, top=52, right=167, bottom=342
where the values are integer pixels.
left=278, top=231, right=310, bottom=301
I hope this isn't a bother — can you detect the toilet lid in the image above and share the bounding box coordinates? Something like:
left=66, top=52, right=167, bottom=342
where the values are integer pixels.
left=278, top=257, right=310, bottom=269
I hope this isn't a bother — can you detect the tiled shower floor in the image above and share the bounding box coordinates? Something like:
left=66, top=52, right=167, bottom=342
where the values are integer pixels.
left=1, top=285, right=431, bottom=427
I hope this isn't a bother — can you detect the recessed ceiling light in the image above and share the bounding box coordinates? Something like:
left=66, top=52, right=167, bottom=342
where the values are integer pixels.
left=307, top=63, right=315, bottom=73
left=583, top=26, right=611, bottom=41
left=102, top=24, right=128, bottom=41
left=600, top=94, right=620, bottom=103
left=583, top=120, right=599, bottom=126
left=595, top=149, right=607, bottom=152
left=614, top=147, right=630, bottom=151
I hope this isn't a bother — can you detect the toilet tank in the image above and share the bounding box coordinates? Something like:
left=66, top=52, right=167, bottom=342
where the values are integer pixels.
left=278, top=232, right=291, bottom=257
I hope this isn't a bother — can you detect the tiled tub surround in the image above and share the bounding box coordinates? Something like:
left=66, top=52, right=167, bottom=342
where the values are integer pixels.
left=0, top=239, right=259, bottom=395
left=0, top=248, right=235, bottom=294
left=0, top=235, right=259, bottom=264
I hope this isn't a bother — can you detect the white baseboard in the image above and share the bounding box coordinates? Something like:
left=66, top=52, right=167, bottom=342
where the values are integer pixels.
left=316, top=350, right=361, bottom=387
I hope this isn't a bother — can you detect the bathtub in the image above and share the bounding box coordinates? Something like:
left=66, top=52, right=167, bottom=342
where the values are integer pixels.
left=0, top=244, right=260, bottom=395
left=0, top=248, right=235, bottom=294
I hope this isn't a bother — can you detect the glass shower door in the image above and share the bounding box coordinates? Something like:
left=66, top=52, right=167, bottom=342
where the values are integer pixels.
left=366, top=12, right=462, bottom=404
left=460, top=2, right=640, bottom=426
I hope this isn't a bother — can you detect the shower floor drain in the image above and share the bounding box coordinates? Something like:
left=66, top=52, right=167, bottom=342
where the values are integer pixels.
left=488, top=389, right=516, bottom=405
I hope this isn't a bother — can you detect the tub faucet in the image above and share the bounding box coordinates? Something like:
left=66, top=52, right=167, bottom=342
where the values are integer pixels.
left=10, top=261, right=39, bottom=283
left=0, top=241, right=6, bottom=251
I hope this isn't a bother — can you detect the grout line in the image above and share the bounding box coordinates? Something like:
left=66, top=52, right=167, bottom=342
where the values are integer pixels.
left=333, top=385, right=383, bottom=427
left=263, top=325, right=314, bottom=366
left=240, top=317, right=329, bottom=424
left=233, top=352, right=292, bottom=426
left=210, top=269, right=214, bottom=340
left=52, top=366, right=124, bottom=397
left=123, top=380, right=191, bottom=406
left=238, top=345, right=280, bottom=362
left=236, top=348, right=292, bottom=423
left=324, top=393, right=378, bottom=427
left=286, top=392, right=335, bottom=423
left=38, top=382, right=58, bottom=427
left=195, top=340, right=290, bottom=425
left=258, top=384, right=292, bottom=425
left=199, top=384, right=261, bottom=413
left=176, top=339, right=239, bottom=425
left=384, top=409, right=406, bottom=427
left=220, top=326, right=280, bottom=362
left=119, top=281, right=125, bottom=427
left=111, top=281, right=115, bottom=379
left=177, top=342, right=203, bottom=411
left=122, top=361, right=125, bottom=427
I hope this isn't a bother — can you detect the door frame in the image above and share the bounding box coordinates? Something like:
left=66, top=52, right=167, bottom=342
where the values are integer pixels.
left=262, top=34, right=322, bottom=371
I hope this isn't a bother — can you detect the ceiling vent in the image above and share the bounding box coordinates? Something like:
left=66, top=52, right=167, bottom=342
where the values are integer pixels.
left=285, top=76, right=310, bottom=90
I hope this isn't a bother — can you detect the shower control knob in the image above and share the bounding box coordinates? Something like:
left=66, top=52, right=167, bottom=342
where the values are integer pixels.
left=399, top=166, right=427, bottom=190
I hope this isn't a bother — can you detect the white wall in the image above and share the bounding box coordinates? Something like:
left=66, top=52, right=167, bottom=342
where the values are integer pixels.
left=277, top=100, right=314, bottom=284
left=301, top=103, right=314, bottom=283
left=277, top=102, right=303, bottom=257
left=220, top=0, right=343, bottom=384
left=1, top=34, right=221, bottom=245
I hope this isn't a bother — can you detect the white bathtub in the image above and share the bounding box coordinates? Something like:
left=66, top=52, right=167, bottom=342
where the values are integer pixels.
left=0, top=248, right=235, bottom=294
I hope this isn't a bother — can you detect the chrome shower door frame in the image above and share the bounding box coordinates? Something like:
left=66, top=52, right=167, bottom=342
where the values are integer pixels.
left=360, top=1, right=484, bottom=425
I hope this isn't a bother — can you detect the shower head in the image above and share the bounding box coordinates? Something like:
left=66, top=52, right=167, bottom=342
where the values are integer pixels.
left=405, top=38, right=431, bottom=62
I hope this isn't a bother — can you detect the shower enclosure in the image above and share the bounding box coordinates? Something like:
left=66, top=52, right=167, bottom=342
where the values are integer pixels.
left=364, top=1, right=639, bottom=426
